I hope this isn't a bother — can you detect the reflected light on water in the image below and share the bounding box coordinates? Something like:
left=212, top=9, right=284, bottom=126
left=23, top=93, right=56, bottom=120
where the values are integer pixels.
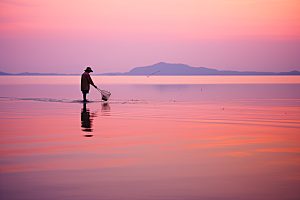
left=0, top=76, right=300, bottom=200
left=1, top=75, right=300, bottom=85
left=0, top=98, right=300, bottom=199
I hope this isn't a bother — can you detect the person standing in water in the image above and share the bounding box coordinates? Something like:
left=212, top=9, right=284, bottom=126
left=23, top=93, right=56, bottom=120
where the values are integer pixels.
left=81, top=66, right=97, bottom=102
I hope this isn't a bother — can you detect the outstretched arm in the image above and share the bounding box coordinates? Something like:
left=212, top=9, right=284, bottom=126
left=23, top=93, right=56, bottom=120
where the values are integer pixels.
left=87, top=74, right=97, bottom=88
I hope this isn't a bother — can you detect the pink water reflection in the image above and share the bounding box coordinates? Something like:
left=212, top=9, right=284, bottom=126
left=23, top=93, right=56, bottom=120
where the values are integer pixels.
left=0, top=98, right=300, bottom=199
left=1, top=75, right=300, bottom=85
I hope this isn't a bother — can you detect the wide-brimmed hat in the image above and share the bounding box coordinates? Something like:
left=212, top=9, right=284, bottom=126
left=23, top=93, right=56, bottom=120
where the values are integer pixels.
left=84, top=66, right=93, bottom=72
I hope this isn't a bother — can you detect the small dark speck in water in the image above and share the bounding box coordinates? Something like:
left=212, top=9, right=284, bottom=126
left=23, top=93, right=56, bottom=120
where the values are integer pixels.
left=84, top=135, right=93, bottom=137
left=82, top=129, right=92, bottom=132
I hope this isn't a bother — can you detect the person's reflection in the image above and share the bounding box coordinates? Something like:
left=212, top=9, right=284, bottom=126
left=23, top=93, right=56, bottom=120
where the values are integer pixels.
left=81, top=103, right=96, bottom=137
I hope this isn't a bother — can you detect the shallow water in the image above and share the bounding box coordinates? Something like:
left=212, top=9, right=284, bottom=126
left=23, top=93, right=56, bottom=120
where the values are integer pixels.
left=1, top=75, right=300, bottom=85
left=0, top=76, right=300, bottom=200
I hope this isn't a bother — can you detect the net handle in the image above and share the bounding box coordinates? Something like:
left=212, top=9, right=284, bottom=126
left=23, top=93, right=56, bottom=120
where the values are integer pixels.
left=96, top=88, right=103, bottom=93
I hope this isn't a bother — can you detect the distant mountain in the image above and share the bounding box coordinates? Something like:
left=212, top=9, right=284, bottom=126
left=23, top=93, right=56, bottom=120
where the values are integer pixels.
left=107, top=62, right=300, bottom=76
left=0, top=71, right=11, bottom=75
left=125, top=62, right=220, bottom=75
left=0, top=72, right=80, bottom=76
left=1, top=62, right=300, bottom=75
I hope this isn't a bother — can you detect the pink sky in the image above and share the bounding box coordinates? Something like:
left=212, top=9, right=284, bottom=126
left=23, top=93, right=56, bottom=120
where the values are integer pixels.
left=0, top=0, right=299, bottom=73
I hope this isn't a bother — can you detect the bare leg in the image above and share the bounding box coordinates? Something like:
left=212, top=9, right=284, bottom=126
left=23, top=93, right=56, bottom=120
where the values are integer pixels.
left=83, top=93, right=88, bottom=102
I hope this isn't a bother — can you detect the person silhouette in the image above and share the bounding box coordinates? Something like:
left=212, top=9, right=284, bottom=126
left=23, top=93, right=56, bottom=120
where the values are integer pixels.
left=81, top=66, right=97, bottom=102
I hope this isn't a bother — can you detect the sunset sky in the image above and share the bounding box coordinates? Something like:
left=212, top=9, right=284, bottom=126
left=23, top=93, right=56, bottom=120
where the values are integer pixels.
left=0, top=0, right=299, bottom=74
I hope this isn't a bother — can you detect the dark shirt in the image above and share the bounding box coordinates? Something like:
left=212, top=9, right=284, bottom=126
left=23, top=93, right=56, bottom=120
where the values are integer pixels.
left=81, top=72, right=95, bottom=91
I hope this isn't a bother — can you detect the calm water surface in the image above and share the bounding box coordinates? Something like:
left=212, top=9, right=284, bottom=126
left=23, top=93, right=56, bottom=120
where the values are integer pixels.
left=0, top=76, right=300, bottom=200
left=1, top=75, right=300, bottom=85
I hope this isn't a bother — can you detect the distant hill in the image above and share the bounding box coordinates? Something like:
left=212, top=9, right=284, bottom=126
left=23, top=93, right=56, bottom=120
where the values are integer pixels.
left=103, top=62, right=300, bottom=76
left=126, top=62, right=220, bottom=75
left=0, top=72, right=80, bottom=76
left=1, top=62, right=300, bottom=75
left=0, top=71, right=11, bottom=75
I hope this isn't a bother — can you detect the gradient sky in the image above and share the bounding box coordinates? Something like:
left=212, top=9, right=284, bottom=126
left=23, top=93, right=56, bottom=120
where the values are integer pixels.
left=0, top=0, right=299, bottom=73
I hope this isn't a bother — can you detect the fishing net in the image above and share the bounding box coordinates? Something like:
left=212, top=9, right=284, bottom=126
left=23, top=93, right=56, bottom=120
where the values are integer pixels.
left=97, top=88, right=111, bottom=101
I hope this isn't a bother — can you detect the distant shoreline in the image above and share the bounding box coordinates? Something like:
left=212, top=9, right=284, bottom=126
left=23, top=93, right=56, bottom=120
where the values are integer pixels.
left=1, top=74, right=300, bottom=76
left=1, top=62, right=300, bottom=76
